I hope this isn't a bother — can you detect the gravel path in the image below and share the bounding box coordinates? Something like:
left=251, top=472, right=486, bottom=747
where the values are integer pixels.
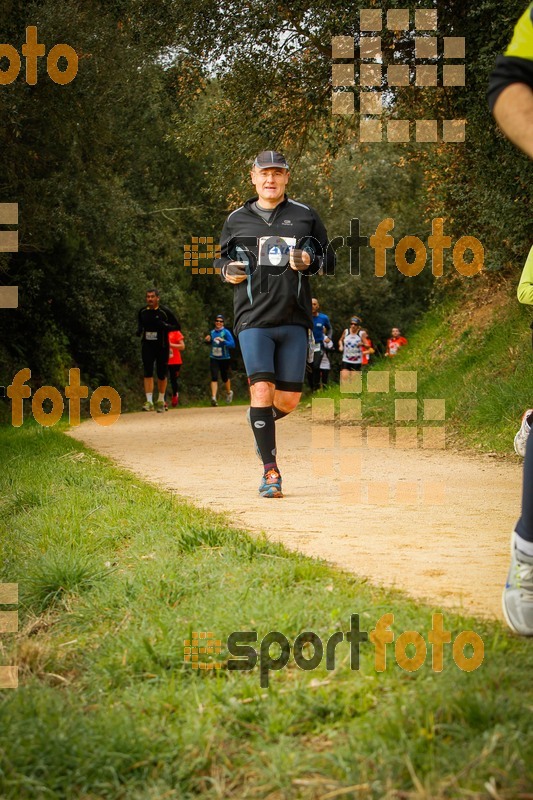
left=70, top=405, right=522, bottom=621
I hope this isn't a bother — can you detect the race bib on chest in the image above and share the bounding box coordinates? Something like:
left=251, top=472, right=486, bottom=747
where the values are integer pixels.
left=145, top=331, right=158, bottom=341
left=212, top=346, right=223, bottom=358
left=257, top=236, right=297, bottom=267
left=345, top=334, right=362, bottom=362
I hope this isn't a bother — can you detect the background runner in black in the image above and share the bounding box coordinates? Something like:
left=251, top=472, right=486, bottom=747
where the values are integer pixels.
left=136, top=288, right=180, bottom=412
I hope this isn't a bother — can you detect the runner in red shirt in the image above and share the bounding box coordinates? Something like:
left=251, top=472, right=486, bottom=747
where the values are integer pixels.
left=385, top=327, right=407, bottom=357
left=167, top=329, right=185, bottom=407
left=362, top=335, right=375, bottom=368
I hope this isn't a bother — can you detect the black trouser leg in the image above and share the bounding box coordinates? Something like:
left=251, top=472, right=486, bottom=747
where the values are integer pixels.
left=310, top=350, right=322, bottom=391
left=516, top=428, right=533, bottom=542
left=169, top=365, right=180, bottom=395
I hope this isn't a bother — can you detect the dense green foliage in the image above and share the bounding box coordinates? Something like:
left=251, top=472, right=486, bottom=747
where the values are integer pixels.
left=1, top=424, right=532, bottom=798
left=0, top=0, right=222, bottom=397
left=1, top=0, right=532, bottom=401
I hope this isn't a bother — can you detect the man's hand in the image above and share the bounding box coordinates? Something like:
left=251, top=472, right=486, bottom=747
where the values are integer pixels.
left=224, top=261, right=248, bottom=284
left=289, top=249, right=311, bottom=271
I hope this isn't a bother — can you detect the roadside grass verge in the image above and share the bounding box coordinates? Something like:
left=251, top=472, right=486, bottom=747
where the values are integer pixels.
left=0, top=423, right=531, bottom=799
left=315, top=284, right=533, bottom=454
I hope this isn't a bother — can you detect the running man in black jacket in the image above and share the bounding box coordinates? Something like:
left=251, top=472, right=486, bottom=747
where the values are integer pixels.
left=215, top=150, right=334, bottom=497
left=137, top=288, right=181, bottom=412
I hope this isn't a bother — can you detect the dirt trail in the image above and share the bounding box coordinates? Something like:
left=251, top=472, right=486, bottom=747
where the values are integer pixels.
left=69, top=406, right=522, bottom=621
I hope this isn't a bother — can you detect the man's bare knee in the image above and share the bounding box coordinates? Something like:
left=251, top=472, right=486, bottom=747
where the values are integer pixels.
left=274, top=390, right=301, bottom=413
left=250, top=381, right=275, bottom=406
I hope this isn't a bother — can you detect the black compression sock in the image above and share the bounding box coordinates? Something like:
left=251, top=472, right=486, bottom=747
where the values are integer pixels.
left=272, top=406, right=289, bottom=420
left=249, top=406, right=277, bottom=466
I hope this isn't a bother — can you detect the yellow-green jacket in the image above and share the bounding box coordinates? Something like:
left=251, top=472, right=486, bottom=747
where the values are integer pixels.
left=518, top=246, right=533, bottom=305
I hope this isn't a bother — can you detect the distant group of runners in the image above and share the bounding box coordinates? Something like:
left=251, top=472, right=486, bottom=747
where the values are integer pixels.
left=137, top=283, right=407, bottom=412
left=308, top=306, right=406, bottom=390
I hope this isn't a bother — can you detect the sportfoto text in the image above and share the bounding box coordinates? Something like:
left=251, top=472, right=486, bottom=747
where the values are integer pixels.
left=6, top=368, right=121, bottom=427
left=231, top=218, right=484, bottom=278
left=226, top=614, right=484, bottom=687
left=0, top=27, right=78, bottom=86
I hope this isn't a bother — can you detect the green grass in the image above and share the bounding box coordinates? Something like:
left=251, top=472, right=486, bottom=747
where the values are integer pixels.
left=316, top=285, right=533, bottom=454
left=0, top=423, right=532, bottom=799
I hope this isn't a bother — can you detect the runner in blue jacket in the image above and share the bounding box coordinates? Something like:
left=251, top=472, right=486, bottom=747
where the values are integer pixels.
left=204, top=314, right=235, bottom=406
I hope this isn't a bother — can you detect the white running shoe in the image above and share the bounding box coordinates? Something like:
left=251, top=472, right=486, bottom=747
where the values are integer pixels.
left=502, top=531, right=533, bottom=636
left=514, top=409, right=533, bottom=457
left=226, top=390, right=234, bottom=404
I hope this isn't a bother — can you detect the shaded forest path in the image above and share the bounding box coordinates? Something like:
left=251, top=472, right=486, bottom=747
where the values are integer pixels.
left=70, top=406, right=522, bottom=621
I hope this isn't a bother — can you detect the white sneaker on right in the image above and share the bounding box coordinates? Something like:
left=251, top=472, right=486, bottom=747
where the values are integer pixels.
left=514, top=409, right=533, bottom=457
left=502, top=531, right=533, bottom=636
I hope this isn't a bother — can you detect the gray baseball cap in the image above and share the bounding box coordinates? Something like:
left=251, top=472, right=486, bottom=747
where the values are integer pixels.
left=253, top=150, right=290, bottom=170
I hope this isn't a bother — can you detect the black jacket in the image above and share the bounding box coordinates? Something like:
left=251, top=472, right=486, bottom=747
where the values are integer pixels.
left=487, top=3, right=533, bottom=111
left=215, top=196, right=334, bottom=336
left=136, top=305, right=180, bottom=349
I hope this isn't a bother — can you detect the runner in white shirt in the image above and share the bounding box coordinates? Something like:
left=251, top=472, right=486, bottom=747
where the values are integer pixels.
left=338, top=317, right=366, bottom=380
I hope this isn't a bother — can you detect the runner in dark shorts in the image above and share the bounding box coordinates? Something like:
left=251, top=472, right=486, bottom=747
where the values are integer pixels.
left=338, top=318, right=365, bottom=387
left=205, top=315, right=235, bottom=406
left=137, top=288, right=180, bottom=412
left=210, top=358, right=230, bottom=383
left=308, top=298, right=332, bottom=392
left=216, top=150, right=334, bottom=497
